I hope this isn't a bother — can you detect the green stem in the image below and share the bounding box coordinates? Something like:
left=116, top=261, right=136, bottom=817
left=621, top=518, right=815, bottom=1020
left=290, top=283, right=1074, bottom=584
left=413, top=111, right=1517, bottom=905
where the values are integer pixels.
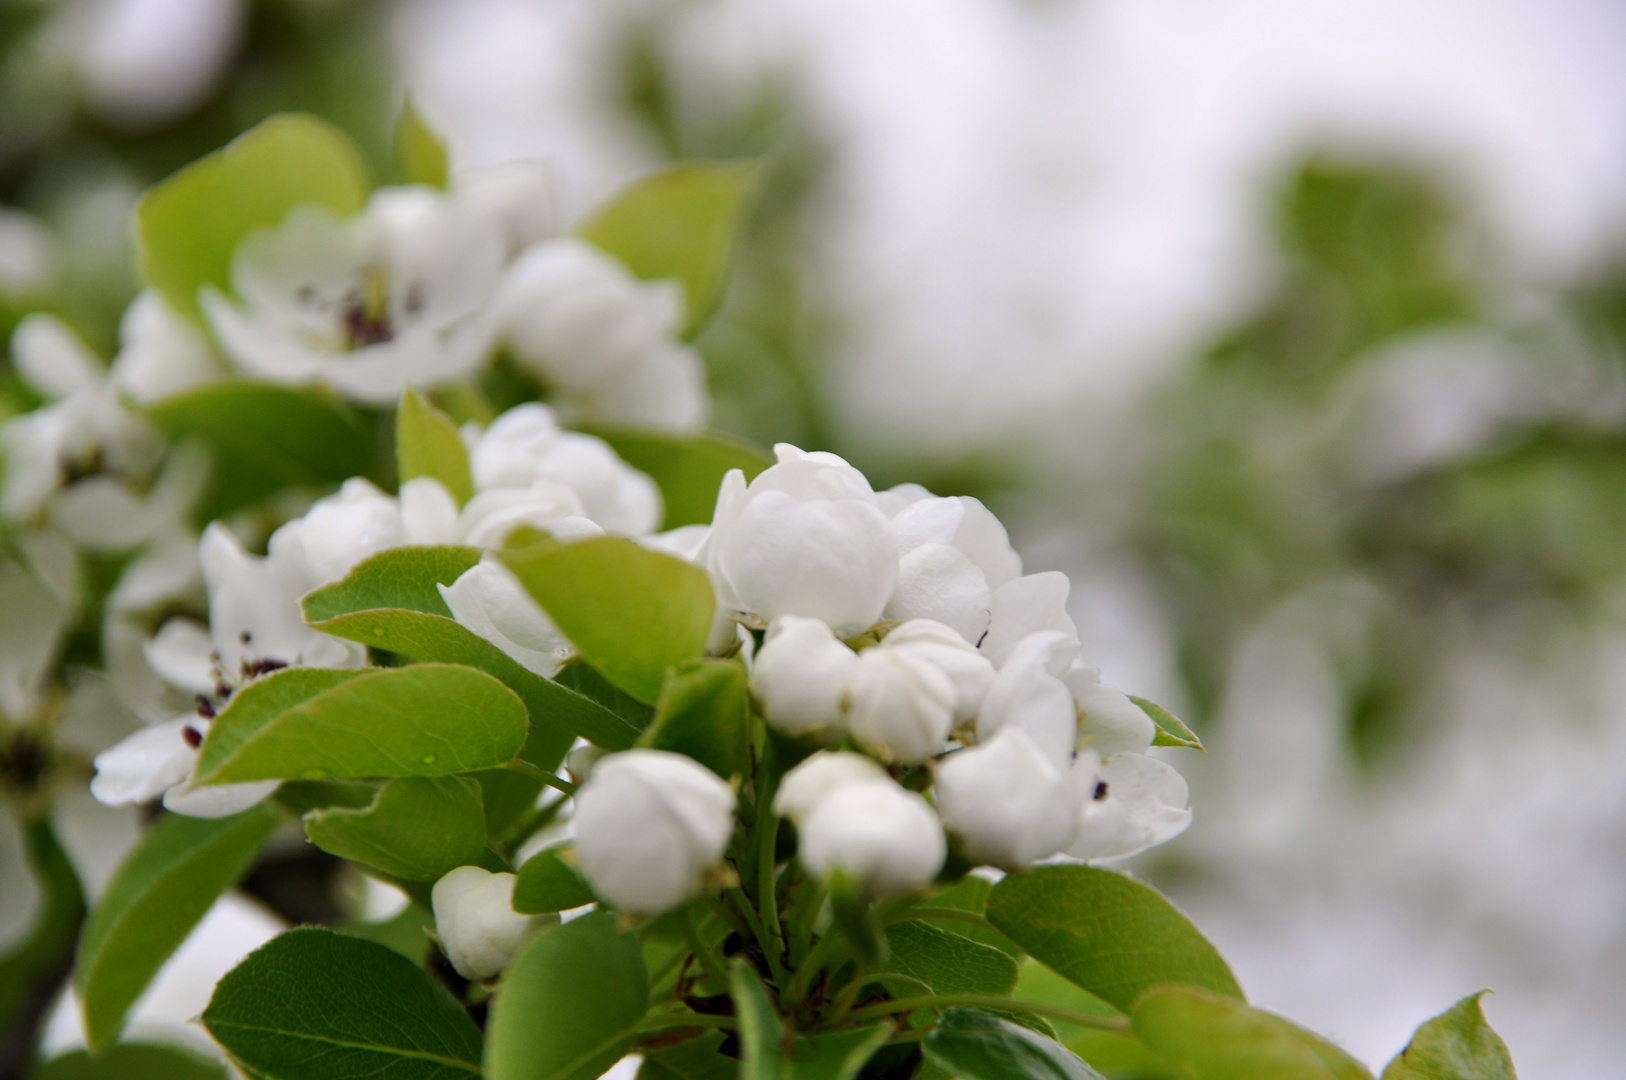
left=887, top=907, right=997, bottom=932
left=681, top=905, right=731, bottom=987
left=790, top=926, right=849, bottom=1003
left=637, top=1011, right=739, bottom=1032
left=502, top=758, right=577, bottom=796
left=727, top=888, right=789, bottom=988
left=844, top=994, right=1132, bottom=1033
left=755, top=759, right=788, bottom=976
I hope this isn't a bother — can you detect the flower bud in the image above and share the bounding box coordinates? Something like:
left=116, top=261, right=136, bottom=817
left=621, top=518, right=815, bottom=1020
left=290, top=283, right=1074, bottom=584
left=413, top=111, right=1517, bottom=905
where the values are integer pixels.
left=1065, top=751, right=1192, bottom=863
left=572, top=750, right=736, bottom=916
left=976, top=631, right=1081, bottom=768
left=773, top=751, right=889, bottom=822
left=797, top=780, right=944, bottom=896
left=934, top=728, right=1083, bottom=870
left=704, top=446, right=897, bottom=637
left=439, top=557, right=573, bottom=677
left=431, top=866, right=542, bottom=980
left=979, top=571, right=1079, bottom=668
left=883, top=495, right=1022, bottom=642
left=846, top=644, right=956, bottom=763
left=273, top=477, right=404, bottom=588
left=881, top=620, right=995, bottom=722
left=750, top=616, right=859, bottom=738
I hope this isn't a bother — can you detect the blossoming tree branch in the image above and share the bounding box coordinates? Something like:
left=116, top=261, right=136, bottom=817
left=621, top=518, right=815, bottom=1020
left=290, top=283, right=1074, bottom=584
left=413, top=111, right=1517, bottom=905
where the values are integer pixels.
left=0, top=111, right=1518, bottom=1080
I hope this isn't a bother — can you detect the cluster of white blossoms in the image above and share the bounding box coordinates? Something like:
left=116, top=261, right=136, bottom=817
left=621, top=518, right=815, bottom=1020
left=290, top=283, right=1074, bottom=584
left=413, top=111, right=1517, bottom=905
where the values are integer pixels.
left=89, top=402, right=664, bottom=817
left=540, top=444, right=1194, bottom=928
left=200, top=163, right=708, bottom=430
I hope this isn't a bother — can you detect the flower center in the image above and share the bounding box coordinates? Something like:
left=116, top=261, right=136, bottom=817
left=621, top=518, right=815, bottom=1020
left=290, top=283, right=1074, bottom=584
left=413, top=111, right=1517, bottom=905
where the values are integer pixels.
left=342, top=266, right=396, bottom=349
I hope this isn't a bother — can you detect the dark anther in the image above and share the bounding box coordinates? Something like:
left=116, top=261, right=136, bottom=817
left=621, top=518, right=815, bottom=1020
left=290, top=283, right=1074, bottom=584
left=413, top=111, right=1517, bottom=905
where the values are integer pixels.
left=343, top=299, right=395, bottom=348
left=975, top=629, right=989, bottom=648
left=181, top=725, right=204, bottom=749
left=245, top=657, right=289, bottom=677
left=239, top=631, right=252, bottom=644
left=1094, top=781, right=1110, bottom=801
left=194, top=695, right=216, bottom=719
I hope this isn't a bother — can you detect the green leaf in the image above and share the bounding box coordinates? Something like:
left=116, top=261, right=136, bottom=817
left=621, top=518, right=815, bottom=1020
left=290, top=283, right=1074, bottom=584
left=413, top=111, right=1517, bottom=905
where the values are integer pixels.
left=920, top=876, right=1022, bottom=958
left=1013, top=961, right=1179, bottom=1079
left=985, top=866, right=1242, bottom=1013
left=640, top=658, right=751, bottom=781
left=578, top=161, right=759, bottom=338
left=0, top=821, right=84, bottom=1043
left=203, top=927, right=482, bottom=1079
left=146, top=380, right=378, bottom=521
left=305, top=775, right=486, bottom=881
left=302, top=545, right=481, bottom=622
left=137, top=113, right=371, bottom=321
left=398, top=387, right=473, bottom=504
left=731, top=961, right=891, bottom=1080
left=486, top=911, right=648, bottom=1080
left=1132, top=986, right=1371, bottom=1080
left=29, top=1043, right=226, bottom=1080
left=1380, top=993, right=1516, bottom=1080
left=637, top=1031, right=737, bottom=1080
left=1130, top=696, right=1204, bottom=751
left=501, top=536, right=715, bottom=705
left=308, top=608, right=637, bottom=753
left=395, top=100, right=450, bottom=189
left=194, top=664, right=527, bottom=784
left=883, top=920, right=1020, bottom=997
left=77, top=804, right=279, bottom=1050
left=572, top=426, right=773, bottom=529
left=512, top=846, right=596, bottom=914
left=923, top=1008, right=1104, bottom=1080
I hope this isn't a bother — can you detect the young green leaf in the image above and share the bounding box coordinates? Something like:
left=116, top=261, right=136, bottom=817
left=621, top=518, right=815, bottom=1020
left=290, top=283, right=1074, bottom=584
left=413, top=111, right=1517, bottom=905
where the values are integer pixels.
left=883, top=920, right=1019, bottom=997
left=302, top=544, right=482, bottom=622
left=395, top=100, right=450, bottom=189
left=828, top=870, right=886, bottom=970
left=640, top=659, right=752, bottom=782
left=1013, top=961, right=1177, bottom=1079
left=512, top=846, right=596, bottom=914
left=571, top=425, right=773, bottom=529
left=146, top=380, right=378, bottom=521
left=485, top=911, right=648, bottom=1080
left=77, top=804, right=280, bottom=1050
left=731, top=961, right=892, bottom=1080
left=577, top=161, right=760, bottom=338
left=203, top=927, right=483, bottom=1080
left=397, top=387, right=474, bottom=504
left=985, top=866, right=1242, bottom=1013
left=0, top=821, right=84, bottom=1047
left=194, top=664, right=527, bottom=784
left=923, top=1008, right=1104, bottom=1080
left=308, top=608, right=637, bottom=753
left=914, top=875, right=1022, bottom=958
left=1380, top=993, right=1516, bottom=1080
left=137, top=113, right=370, bottom=320
left=1131, top=986, right=1371, bottom=1080
left=501, top=536, right=716, bottom=705
left=304, top=775, right=487, bottom=881
left=28, top=1043, right=227, bottom=1080
left=637, top=1031, right=737, bottom=1080
left=1129, top=696, right=1204, bottom=751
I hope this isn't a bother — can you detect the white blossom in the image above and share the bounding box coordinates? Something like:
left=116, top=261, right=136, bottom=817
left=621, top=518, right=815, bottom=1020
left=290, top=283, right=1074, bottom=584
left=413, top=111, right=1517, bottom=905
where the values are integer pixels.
left=107, top=289, right=222, bottom=404
left=494, top=238, right=709, bottom=433
left=1064, top=750, right=1192, bottom=863
left=935, top=727, right=1086, bottom=871
left=847, top=640, right=957, bottom=763
left=439, top=557, right=573, bottom=677
left=431, top=866, right=543, bottom=980
left=1066, top=666, right=1157, bottom=756
left=976, top=630, right=1083, bottom=768
left=0, top=532, right=77, bottom=719
left=467, top=403, right=661, bottom=535
left=272, top=478, right=405, bottom=590
left=453, top=161, right=557, bottom=257
left=703, top=445, right=897, bottom=637
left=878, top=619, right=995, bottom=722
left=90, top=715, right=277, bottom=818
left=882, top=493, right=1023, bottom=642
left=797, top=779, right=944, bottom=896
left=201, top=188, right=503, bottom=403
left=750, top=616, right=859, bottom=738
left=572, top=750, right=735, bottom=916
left=772, top=751, right=890, bottom=822
left=978, top=571, right=1079, bottom=668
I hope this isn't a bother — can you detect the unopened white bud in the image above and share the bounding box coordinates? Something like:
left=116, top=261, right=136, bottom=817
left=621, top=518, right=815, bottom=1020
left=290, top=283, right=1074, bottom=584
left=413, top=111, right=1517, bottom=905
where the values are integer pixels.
left=572, top=750, right=736, bottom=916
left=934, top=728, right=1084, bottom=871
left=847, top=646, right=955, bottom=763
left=773, top=751, right=889, bottom=823
left=431, top=866, right=542, bottom=980
left=881, top=619, right=995, bottom=722
left=750, top=616, right=859, bottom=738
left=798, top=780, right=944, bottom=896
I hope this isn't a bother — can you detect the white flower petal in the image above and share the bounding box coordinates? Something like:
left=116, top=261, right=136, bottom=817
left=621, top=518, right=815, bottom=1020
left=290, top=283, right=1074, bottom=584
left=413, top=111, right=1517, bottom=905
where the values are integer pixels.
left=90, top=718, right=199, bottom=806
